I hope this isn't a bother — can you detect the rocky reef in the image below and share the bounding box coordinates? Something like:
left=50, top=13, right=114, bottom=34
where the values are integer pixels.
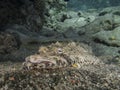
left=0, top=42, right=120, bottom=90
left=0, top=0, right=45, bottom=32
left=1, top=0, right=120, bottom=89
left=0, top=0, right=120, bottom=67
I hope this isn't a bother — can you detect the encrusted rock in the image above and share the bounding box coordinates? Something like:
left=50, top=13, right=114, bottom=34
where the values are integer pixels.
left=0, top=32, right=20, bottom=54
left=93, top=26, right=120, bottom=47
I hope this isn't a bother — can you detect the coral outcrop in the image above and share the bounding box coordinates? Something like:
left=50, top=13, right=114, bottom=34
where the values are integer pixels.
left=0, top=0, right=45, bottom=32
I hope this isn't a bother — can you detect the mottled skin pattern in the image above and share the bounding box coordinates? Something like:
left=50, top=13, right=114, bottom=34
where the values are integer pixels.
left=23, top=42, right=101, bottom=70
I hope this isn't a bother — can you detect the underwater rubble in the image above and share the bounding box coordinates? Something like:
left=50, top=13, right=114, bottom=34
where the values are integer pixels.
left=1, top=0, right=120, bottom=90
left=0, top=42, right=120, bottom=90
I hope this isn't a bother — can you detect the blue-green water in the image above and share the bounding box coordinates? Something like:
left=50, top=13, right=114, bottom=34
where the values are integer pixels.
left=67, top=0, right=120, bottom=11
